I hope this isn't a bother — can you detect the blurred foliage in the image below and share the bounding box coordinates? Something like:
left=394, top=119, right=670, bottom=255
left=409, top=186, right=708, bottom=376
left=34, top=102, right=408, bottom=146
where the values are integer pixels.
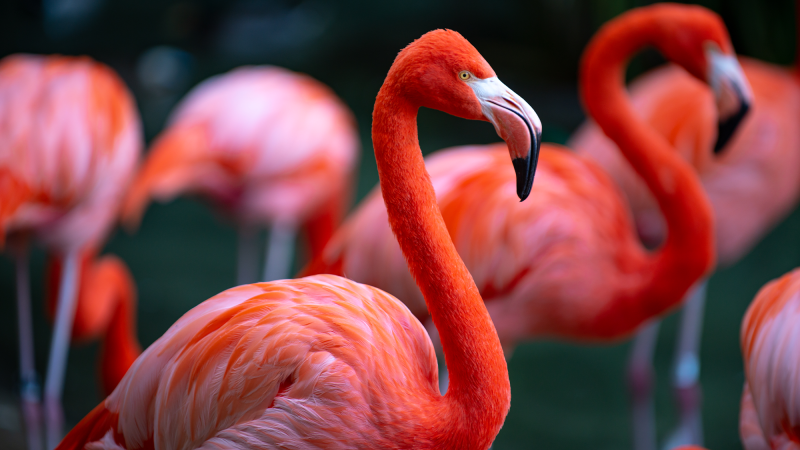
left=0, top=0, right=798, bottom=449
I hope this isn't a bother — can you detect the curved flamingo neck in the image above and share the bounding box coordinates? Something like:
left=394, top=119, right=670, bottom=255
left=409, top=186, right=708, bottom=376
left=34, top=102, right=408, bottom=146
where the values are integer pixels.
left=372, top=78, right=509, bottom=447
left=580, top=13, right=715, bottom=319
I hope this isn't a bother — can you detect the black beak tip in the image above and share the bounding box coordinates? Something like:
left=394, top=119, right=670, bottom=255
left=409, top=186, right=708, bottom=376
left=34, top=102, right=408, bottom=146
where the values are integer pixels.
left=512, top=133, right=541, bottom=202
left=714, top=100, right=750, bottom=154
left=512, top=157, right=532, bottom=201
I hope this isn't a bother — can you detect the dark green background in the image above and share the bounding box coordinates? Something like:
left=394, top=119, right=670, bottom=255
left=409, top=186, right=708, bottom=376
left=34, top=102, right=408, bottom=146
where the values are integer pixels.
left=0, top=0, right=797, bottom=448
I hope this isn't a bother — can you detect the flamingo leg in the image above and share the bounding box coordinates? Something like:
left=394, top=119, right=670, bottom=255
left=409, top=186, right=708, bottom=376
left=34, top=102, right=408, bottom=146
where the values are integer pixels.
left=43, top=249, right=80, bottom=449
left=236, top=224, right=260, bottom=285
left=15, top=248, right=43, bottom=450
left=262, top=221, right=297, bottom=282
left=627, top=320, right=660, bottom=450
left=663, top=280, right=707, bottom=449
left=438, top=356, right=449, bottom=395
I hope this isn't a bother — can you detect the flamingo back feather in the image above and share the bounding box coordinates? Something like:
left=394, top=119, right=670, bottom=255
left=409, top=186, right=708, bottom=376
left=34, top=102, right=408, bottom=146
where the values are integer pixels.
left=59, top=275, right=441, bottom=449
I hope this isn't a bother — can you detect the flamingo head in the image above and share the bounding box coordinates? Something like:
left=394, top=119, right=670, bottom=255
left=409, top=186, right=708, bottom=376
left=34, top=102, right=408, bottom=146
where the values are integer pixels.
left=652, top=5, right=752, bottom=154
left=388, top=29, right=542, bottom=200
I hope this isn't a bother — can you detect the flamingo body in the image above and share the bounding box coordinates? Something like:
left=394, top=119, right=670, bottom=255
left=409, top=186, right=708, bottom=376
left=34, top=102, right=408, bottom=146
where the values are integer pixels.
left=570, top=58, right=800, bottom=264
left=308, top=142, right=662, bottom=345
left=0, top=54, right=142, bottom=251
left=59, top=276, right=445, bottom=450
left=739, top=269, right=800, bottom=450
left=122, top=66, right=359, bottom=255
left=0, top=53, right=142, bottom=446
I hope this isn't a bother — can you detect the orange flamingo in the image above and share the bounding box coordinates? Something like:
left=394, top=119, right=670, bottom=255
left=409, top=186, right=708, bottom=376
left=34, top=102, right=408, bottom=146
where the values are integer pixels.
left=305, top=5, right=747, bottom=419
left=569, top=3, right=799, bottom=447
left=56, top=29, right=541, bottom=450
left=45, top=248, right=142, bottom=395
left=0, top=54, right=142, bottom=448
left=121, top=66, right=359, bottom=284
left=739, top=268, right=800, bottom=450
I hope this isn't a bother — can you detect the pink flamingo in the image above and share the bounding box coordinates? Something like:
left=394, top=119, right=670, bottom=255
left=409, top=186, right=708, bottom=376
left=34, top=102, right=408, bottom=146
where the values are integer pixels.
left=0, top=54, right=142, bottom=448
left=45, top=248, right=142, bottom=396
left=739, top=268, right=800, bottom=450
left=569, top=3, right=800, bottom=447
left=304, top=6, right=747, bottom=426
left=121, top=66, right=359, bottom=284
left=56, top=29, right=541, bottom=450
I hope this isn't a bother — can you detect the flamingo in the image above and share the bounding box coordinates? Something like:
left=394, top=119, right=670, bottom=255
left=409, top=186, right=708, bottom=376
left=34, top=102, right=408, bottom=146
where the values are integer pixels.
left=45, top=248, right=142, bottom=395
left=569, top=2, right=800, bottom=447
left=0, top=54, right=142, bottom=448
left=121, top=66, right=360, bottom=284
left=304, top=4, right=746, bottom=416
left=55, top=29, right=541, bottom=450
left=739, top=268, right=800, bottom=450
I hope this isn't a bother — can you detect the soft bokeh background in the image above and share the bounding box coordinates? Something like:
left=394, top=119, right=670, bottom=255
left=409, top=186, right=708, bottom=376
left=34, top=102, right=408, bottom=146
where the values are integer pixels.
left=0, top=0, right=797, bottom=448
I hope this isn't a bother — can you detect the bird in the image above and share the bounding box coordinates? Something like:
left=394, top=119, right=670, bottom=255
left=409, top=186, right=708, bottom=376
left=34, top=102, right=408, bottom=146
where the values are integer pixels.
left=0, top=54, right=142, bottom=448
left=305, top=3, right=746, bottom=397
left=55, top=28, right=542, bottom=450
left=739, top=268, right=800, bottom=450
left=120, top=66, right=360, bottom=285
left=569, top=3, right=800, bottom=447
left=45, top=248, right=142, bottom=395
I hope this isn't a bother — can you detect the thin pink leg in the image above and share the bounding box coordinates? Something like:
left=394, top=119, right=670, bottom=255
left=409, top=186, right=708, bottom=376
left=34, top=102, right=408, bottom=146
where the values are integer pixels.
left=627, top=320, right=660, bottom=450
left=16, top=249, right=43, bottom=450
left=663, top=280, right=707, bottom=449
left=262, top=221, right=297, bottom=282
left=43, top=249, right=80, bottom=449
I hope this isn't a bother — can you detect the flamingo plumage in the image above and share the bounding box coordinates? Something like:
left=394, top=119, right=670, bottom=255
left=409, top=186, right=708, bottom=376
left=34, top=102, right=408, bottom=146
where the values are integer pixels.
left=56, top=29, right=542, bottom=450
left=569, top=3, right=800, bottom=447
left=306, top=5, right=744, bottom=358
left=45, top=248, right=142, bottom=395
left=739, top=268, right=800, bottom=450
left=121, top=66, right=359, bottom=284
left=0, top=54, right=142, bottom=448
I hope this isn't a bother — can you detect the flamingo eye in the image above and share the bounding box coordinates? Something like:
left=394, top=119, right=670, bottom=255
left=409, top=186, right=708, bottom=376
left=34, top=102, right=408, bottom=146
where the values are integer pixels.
left=459, top=71, right=472, bottom=81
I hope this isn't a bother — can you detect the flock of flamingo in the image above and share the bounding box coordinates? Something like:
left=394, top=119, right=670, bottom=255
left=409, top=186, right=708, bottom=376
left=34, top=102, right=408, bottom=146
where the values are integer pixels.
left=0, top=3, right=797, bottom=450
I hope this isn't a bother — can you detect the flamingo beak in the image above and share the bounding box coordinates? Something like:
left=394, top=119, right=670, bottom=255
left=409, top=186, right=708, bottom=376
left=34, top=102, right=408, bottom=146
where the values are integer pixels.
left=707, top=46, right=752, bottom=153
left=470, top=77, right=542, bottom=201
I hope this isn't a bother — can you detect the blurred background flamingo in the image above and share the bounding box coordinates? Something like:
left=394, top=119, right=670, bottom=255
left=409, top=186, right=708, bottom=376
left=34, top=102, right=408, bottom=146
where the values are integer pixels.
left=0, top=54, right=142, bottom=448
left=739, top=268, right=800, bottom=450
left=570, top=3, right=800, bottom=447
left=121, top=66, right=360, bottom=284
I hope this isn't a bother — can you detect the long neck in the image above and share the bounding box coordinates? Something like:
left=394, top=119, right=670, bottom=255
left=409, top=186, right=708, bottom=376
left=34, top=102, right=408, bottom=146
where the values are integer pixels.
left=99, top=260, right=141, bottom=396
left=372, top=82, right=509, bottom=448
left=581, top=15, right=715, bottom=320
